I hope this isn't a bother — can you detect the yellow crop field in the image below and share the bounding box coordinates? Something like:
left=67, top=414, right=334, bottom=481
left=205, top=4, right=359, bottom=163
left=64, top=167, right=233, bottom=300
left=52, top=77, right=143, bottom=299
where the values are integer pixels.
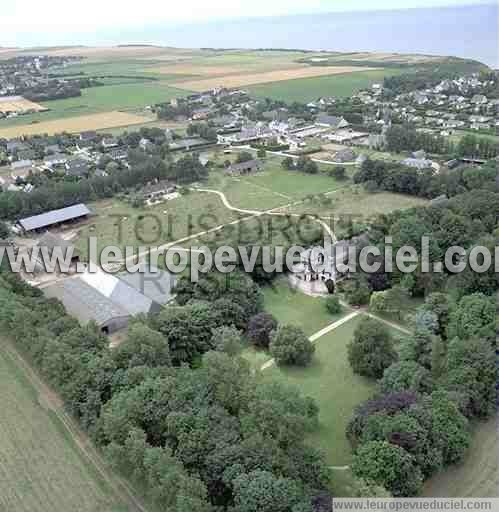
left=0, top=111, right=154, bottom=138
left=172, top=66, right=378, bottom=91
left=0, top=96, right=47, bottom=114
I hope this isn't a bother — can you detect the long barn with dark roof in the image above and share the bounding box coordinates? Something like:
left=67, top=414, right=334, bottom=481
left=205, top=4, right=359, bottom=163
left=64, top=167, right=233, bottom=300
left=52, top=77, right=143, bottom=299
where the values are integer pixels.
left=17, top=204, right=91, bottom=233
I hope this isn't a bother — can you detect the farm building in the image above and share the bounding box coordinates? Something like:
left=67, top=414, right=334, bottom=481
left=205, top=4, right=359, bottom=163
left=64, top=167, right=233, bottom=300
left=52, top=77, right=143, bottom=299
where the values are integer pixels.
left=17, top=203, right=91, bottom=233
left=226, top=159, right=263, bottom=176
left=117, top=266, right=176, bottom=305
left=37, top=233, right=80, bottom=264
left=315, top=115, right=350, bottom=130
left=43, top=278, right=130, bottom=334
left=43, top=266, right=175, bottom=334
left=140, top=180, right=176, bottom=201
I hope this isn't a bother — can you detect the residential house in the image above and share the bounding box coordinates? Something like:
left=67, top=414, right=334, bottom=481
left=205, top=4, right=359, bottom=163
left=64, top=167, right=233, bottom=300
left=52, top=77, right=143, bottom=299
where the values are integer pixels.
left=101, top=137, right=119, bottom=150
left=44, top=153, right=68, bottom=168
left=471, top=94, right=488, bottom=105
left=10, top=159, right=33, bottom=174
left=141, top=180, right=176, bottom=202
left=226, top=159, right=263, bottom=176
left=79, top=130, right=97, bottom=142
left=109, top=148, right=128, bottom=161
left=65, top=158, right=90, bottom=178
left=401, top=157, right=433, bottom=170
left=315, top=115, right=349, bottom=130
left=44, top=144, right=62, bottom=155
left=139, top=138, right=152, bottom=151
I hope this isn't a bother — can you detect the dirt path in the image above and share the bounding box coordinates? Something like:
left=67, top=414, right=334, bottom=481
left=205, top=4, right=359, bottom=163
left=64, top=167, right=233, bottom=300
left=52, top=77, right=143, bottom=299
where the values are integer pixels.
left=309, top=311, right=360, bottom=342
left=364, top=312, right=412, bottom=335
left=260, top=310, right=360, bottom=371
left=1, top=338, right=149, bottom=512
left=193, top=187, right=337, bottom=241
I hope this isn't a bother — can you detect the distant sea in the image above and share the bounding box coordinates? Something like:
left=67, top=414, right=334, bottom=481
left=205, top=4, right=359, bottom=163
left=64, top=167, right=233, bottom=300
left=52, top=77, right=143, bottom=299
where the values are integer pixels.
left=109, top=4, right=498, bottom=68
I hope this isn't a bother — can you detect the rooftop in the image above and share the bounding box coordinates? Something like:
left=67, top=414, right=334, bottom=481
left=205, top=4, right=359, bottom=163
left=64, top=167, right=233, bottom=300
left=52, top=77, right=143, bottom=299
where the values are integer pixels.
left=18, top=203, right=91, bottom=232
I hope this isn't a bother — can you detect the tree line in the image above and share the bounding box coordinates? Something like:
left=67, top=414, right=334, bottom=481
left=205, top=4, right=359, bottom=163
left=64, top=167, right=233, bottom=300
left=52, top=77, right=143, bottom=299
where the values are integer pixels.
left=385, top=125, right=498, bottom=159
left=354, top=157, right=497, bottom=199
left=0, top=152, right=208, bottom=220
left=0, top=266, right=335, bottom=511
left=345, top=287, right=495, bottom=496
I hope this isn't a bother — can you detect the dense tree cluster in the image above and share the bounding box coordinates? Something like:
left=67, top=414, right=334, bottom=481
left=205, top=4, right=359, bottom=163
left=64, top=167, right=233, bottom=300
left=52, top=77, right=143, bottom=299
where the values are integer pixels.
left=269, top=325, right=315, bottom=367
left=348, top=317, right=398, bottom=379
left=385, top=125, right=453, bottom=155
left=354, top=157, right=497, bottom=199
left=0, top=267, right=331, bottom=510
left=347, top=286, right=495, bottom=496
left=187, top=122, right=218, bottom=141
left=0, top=146, right=209, bottom=219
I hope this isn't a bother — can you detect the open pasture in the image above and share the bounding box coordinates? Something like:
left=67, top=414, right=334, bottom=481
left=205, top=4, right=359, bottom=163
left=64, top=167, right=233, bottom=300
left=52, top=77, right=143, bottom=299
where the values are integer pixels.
left=0, top=80, right=186, bottom=131
left=279, top=185, right=429, bottom=219
left=0, top=111, right=154, bottom=138
left=0, top=96, right=47, bottom=114
left=75, top=193, right=241, bottom=259
left=246, top=68, right=405, bottom=102
left=172, top=66, right=378, bottom=91
left=0, top=340, right=128, bottom=512
left=266, top=314, right=377, bottom=466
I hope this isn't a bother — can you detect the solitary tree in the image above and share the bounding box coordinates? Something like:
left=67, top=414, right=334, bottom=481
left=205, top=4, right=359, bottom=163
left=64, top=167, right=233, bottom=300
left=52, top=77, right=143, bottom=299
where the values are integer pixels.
left=269, top=325, right=315, bottom=366
left=348, top=317, right=397, bottom=378
left=325, top=296, right=342, bottom=315
left=247, top=312, right=278, bottom=348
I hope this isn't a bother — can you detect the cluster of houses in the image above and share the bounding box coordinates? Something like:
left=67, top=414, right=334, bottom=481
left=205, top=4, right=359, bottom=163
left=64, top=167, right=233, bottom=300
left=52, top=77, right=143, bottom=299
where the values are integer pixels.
left=0, top=55, right=83, bottom=117
left=0, top=131, right=128, bottom=192
left=379, top=76, right=499, bottom=134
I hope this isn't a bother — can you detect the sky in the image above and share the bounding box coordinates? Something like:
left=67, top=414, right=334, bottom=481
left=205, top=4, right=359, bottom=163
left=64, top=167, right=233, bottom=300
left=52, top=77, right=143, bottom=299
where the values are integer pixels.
left=0, top=1, right=492, bottom=46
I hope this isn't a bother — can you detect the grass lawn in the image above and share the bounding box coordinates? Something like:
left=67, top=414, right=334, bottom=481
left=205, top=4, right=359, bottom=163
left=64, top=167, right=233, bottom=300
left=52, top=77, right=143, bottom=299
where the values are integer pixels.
left=243, top=159, right=347, bottom=200
left=266, top=315, right=376, bottom=467
left=281, top=185, right=429, bottom=220
left=262, top=277, right=346, bottom=336
left=242, top=276, right=351, bottom=371
left=0, top=340, right=128, bottom=512
left=75, top=192, right=241, bottom=259
left=0, top=81, right=187, bottom=127
left=204, top=156, right=347, bottom=211
left=246, top=69, right=405, bottom=103
left=421, top=416, right=499, bottom=497
left=205, top=168, right=290, bottom=211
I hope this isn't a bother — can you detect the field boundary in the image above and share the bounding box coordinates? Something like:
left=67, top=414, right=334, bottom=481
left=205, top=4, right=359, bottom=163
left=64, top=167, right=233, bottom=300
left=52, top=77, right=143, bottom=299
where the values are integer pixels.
left=172, top=66, right=379, bottom=91
left=1, top=338, right=149, bottom=512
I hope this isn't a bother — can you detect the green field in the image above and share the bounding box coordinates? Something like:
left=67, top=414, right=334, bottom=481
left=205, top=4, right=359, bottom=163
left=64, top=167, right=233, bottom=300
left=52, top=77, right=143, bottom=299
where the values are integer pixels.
left=0, top=341, right=128, bottom=512
left=266, top=315, right=376, bottom=467
left=0, top=81, right=187, bottom=127
left=262, top=277, right=346, bottom=336
left=51, top=59, right=176, bottom=80
left=75, top=192, right=241, bottom=258
left=202, top=155, right=349, bottom=212
left=242, top=276, right=351, bottom=372
left=422, top=416, right=499, bottom=497
left=281, top=185, right=429, bottom=220
left=246, top=69, right=405, bottom=102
